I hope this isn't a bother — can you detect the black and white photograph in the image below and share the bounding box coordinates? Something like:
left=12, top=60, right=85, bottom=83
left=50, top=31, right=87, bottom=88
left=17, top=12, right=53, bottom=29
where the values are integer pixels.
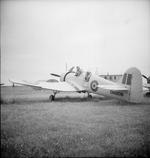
left=1, top=0, right=150, bottom=157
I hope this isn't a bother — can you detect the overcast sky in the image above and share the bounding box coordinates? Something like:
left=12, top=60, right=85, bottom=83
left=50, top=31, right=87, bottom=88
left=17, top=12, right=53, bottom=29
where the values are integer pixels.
left=1, top=0, right=150, bottom=84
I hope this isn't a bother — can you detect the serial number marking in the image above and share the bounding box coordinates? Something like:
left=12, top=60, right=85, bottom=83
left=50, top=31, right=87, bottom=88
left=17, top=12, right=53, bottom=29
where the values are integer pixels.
left=110, top=90, right=124, bottom=96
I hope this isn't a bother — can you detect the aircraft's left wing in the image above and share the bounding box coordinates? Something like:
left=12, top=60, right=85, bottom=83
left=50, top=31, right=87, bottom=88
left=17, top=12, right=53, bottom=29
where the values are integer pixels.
left=98, top=84, right=129, bottom=92
left=9, top=79, right=85, bottom=92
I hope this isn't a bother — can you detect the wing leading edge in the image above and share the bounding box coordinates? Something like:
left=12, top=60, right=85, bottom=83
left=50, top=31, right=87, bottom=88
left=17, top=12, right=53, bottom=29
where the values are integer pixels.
left=9, top=79, right=85, bottom=92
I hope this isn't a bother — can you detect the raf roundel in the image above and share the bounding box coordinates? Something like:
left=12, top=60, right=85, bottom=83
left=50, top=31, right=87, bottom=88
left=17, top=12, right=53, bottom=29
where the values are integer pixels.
left=90, top=80, right=99, bottom=92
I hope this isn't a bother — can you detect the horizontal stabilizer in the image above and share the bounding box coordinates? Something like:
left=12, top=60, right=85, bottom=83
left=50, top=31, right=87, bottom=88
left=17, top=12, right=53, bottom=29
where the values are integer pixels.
left=98, top=84, right=129, bottom=92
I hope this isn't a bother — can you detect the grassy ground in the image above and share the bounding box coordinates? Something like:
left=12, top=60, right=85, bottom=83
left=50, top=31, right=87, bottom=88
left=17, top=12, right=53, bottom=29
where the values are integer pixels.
left=1, top=86, right=150, bottom=157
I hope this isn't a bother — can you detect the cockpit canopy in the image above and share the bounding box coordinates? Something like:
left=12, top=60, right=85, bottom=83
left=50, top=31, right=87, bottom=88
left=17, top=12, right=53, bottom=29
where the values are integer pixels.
left=75, top=66, right=83, bottom=76
left=85, top=71, right=92, bottom=82
left=73, top=66, right=92, bottom=82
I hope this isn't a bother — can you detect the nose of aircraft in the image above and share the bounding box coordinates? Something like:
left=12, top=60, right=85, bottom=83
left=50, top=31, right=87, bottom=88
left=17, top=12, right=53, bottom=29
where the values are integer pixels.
left=50, top=66, right=76, bottom=82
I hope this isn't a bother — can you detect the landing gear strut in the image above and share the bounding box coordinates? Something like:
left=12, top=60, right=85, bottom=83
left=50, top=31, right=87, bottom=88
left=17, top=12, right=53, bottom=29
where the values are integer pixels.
left=87, top=93, right=92, bottom=99
left=49, top=92, right=57, bottom=102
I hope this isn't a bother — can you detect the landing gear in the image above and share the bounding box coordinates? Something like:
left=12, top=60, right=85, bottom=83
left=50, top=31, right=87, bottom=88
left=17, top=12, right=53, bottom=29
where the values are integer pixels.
left=49, top=95, right=55, bottom=102
left=49, top=92, right=57, bottom=102
left=87, top=93, right=92, bottom=99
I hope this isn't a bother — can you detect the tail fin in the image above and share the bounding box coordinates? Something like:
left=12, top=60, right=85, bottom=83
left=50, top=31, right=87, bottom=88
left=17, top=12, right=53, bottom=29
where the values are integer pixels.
left=122, top=67, right=143, bottom=103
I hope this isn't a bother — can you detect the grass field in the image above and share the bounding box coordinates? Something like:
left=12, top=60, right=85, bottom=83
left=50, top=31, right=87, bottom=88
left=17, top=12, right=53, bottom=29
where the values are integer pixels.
left=1, top=86, right=150, bottom=157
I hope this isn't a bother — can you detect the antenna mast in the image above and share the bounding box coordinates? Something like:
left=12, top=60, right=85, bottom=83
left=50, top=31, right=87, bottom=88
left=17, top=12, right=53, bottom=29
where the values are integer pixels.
left=65, top=63, right=67, bottom=72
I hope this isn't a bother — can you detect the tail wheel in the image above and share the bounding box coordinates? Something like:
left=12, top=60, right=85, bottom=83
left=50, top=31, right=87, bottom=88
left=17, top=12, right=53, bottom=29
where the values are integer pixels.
left=49, top=95, right=55, bottom=102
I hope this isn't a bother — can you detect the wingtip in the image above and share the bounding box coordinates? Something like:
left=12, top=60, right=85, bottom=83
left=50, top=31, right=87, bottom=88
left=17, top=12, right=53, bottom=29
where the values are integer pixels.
left=9, top=79, right=12, bottom=83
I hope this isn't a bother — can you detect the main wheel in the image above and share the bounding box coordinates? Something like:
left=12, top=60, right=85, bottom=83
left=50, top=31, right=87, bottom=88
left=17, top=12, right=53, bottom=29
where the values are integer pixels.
left=88, top=94, right=92, bottom=99
left=49, top=95, right=55, bottom=102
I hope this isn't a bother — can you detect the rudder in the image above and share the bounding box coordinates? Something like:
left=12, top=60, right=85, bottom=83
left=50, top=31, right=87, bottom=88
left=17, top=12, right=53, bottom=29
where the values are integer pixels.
left=122, top=67, right=143, bottom=103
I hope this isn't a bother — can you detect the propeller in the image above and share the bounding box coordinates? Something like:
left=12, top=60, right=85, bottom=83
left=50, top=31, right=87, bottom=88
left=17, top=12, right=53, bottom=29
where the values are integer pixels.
left=50, top=73, right=61, bottom=77
left=142, top=74, right=150, bottom=84
left=68, top=66, right=75, bottom=72
left=50, top=66, right=75, bottom=77
left=142, top=75, right=148, bottom=80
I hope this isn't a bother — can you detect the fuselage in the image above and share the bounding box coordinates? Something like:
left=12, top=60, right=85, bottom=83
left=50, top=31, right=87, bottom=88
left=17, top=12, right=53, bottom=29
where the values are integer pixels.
left=63, top=71, right=130, bottom=102
left=48, top=66, right=149, bottom=103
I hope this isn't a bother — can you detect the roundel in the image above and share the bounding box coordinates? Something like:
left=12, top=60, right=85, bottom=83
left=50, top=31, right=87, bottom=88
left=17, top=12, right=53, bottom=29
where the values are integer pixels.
left=90, top=80, right=98, bottom=92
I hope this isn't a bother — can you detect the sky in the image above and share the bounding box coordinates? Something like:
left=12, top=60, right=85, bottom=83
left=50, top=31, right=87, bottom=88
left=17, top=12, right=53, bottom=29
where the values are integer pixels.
left=1, top=0, right=150, bottom=85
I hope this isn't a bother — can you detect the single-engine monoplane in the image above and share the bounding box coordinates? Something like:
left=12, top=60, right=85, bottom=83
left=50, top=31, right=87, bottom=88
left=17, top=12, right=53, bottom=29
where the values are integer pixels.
left=9, top=66, right=150, bottom=103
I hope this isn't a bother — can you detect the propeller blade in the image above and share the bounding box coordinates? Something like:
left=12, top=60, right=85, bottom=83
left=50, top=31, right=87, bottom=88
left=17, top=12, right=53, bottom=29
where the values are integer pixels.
left=68, top=66, right=74, bottom=72
left=142, top=74, right=150, bottom=84
left=50, top=73, right=61, bottom=77
left=142, top=74, right=148, bottom=80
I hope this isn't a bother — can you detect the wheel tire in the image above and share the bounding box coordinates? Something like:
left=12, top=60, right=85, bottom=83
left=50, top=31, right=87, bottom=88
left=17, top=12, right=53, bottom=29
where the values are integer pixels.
left=49, top=95, right=54, bottom=102
left=88, top=94, right=92, bottom=99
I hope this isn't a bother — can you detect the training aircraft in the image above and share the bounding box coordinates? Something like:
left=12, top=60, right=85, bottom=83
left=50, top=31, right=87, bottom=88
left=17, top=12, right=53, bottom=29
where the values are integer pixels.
left=9, top=66, right=150, bottom=103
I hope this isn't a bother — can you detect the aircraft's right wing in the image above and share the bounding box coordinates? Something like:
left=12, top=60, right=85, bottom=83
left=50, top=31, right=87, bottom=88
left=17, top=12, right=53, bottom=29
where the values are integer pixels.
left=9, top=79, right=85, bottom=92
